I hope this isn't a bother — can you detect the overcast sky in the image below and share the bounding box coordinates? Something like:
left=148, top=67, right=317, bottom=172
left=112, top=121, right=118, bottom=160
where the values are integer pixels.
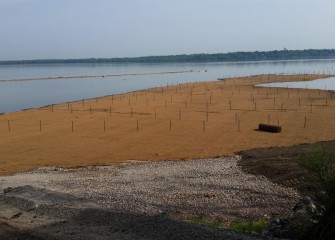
left=0, top=0, right=334, bottom=61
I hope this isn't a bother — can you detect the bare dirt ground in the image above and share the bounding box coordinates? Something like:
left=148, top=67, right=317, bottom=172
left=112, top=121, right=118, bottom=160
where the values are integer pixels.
left=1, top=74, right=335, bottom=176
left=239, top=140, right=335, bottom=199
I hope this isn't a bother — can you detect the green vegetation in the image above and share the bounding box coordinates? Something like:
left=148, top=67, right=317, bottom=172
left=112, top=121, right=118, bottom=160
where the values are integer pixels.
left=187, top=216, right=226, bottom=228
left=229, top=219, right=268, bottom=234
left=187, top=215, right=268, bottom=234
left=299, top=147, right=335, bottom=203
left=298, top=147, right=335, bottom=240
left=1, top=49, right=335, bottom=65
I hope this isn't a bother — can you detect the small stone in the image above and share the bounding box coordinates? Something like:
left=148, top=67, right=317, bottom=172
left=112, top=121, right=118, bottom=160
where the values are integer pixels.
left=4, top=187, right=12, bottom=194
left=204, top=193, right=215, bottom=198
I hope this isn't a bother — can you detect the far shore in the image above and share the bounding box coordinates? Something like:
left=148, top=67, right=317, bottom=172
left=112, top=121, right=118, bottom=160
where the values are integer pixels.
left=0, top=74, right=335, bottom=176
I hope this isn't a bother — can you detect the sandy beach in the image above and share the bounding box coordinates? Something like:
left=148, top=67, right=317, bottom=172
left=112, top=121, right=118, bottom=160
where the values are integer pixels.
left=0, top=74, right=334, bottom=176
left=1, top=74, right=335, bottom=239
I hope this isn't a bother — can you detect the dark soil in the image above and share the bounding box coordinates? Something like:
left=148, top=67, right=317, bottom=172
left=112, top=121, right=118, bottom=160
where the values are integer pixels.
left=238, top=140, right=335, bottom=199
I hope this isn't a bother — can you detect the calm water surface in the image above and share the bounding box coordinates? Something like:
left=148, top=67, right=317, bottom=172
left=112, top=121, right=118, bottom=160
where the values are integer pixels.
left=258, top=77, right=335, bottom=90
left=1, top=59, right=335, bottom=113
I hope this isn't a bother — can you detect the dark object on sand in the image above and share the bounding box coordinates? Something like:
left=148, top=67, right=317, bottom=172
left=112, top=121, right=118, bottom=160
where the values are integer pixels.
left=258, top=123, right=282, bottom=133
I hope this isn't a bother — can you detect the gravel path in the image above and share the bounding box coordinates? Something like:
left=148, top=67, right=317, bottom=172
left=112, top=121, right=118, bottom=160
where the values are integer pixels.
left=0, top=156, right=299, bottom=239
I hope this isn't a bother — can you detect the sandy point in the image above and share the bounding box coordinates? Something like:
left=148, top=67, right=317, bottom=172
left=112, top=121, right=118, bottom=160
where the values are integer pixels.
left=0, top=74, right=335, bottom=175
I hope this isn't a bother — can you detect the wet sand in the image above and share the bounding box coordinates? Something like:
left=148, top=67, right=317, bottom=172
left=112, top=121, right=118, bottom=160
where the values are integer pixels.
left=1, top=74, right=335, bottom=175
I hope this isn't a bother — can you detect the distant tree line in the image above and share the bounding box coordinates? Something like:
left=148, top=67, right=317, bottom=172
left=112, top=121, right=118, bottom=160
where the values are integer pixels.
left=1, top=49, right=335, bottom=65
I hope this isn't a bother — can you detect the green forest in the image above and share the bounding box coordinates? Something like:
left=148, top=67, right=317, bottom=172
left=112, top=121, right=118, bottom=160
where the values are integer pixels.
left=1, top=49, right=335, bottom=65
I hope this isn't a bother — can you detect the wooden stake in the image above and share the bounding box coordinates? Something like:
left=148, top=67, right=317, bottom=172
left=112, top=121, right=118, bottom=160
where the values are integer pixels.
left=40, top=120, right=42, bottom=131
left=304, top=116, right=307, bottom=128
left=7, top=120, right=10, bottom=132
left=72, top=121, right=74, bottom=132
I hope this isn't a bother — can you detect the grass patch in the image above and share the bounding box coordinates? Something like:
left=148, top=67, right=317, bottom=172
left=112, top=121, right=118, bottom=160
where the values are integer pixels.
left=298, top=147, right=335, bottom=239
left=186, top=215, right=267, bottom=234
left=229, top=219, right=268, bottom=234
left=187, top=216, right=225, bottom=228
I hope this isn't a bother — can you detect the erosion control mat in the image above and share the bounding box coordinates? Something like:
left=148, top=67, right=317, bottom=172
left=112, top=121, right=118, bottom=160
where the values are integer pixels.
left=1, top=74, right=335, bottom=175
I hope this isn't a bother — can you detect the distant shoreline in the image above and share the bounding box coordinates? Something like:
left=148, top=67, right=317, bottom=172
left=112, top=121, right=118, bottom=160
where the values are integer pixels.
left=1, top=49, right=335, bottom=66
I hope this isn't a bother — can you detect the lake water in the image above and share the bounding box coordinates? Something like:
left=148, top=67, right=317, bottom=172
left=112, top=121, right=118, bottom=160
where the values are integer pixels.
left=258, top=77, right=335, bottom=90
left=1, top=59, right=335, bottom=113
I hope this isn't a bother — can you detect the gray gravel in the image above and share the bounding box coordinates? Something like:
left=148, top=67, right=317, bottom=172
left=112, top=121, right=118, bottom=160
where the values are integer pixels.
left=0, top=156, right=299, bottom=239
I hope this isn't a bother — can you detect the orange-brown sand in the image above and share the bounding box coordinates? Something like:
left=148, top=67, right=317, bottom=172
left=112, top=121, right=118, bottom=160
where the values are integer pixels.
left=1, top=74, right=335, bottom=176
